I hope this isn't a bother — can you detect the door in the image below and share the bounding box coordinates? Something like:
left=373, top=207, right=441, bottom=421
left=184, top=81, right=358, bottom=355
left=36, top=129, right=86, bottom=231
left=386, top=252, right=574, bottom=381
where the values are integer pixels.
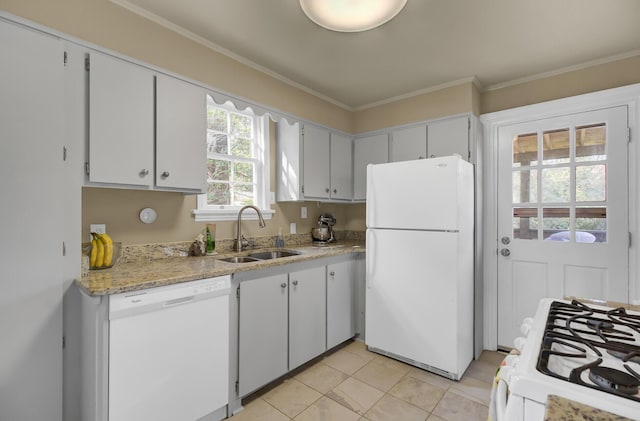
left=239, top=274, right=288, bottom=396
left=327, top=260, right=355, bottom=349
left=330, top=133, right=353, bottom=199
left=289, top=267, right=326, bottom=370
left=0, top=20, right=64, bottom=421
left=89, top=51, right=154, bottom=186
left=428, top=116, right=470, bottom=160
left=156, top=75, right=207, bottom=191
left=303, top=124, right=331, bottom=198
left=497, top=107, right=629, bottom=349
left=390, top=125, right=427, bottom=162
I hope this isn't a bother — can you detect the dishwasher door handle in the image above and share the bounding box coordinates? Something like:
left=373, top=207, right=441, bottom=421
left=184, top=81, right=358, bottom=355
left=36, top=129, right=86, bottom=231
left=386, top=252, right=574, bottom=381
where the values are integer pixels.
left=164, top=296, right=195, bottom=307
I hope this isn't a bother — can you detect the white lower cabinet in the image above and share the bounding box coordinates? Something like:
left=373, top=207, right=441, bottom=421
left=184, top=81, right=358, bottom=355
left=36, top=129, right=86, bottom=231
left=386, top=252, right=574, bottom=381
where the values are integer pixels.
left=289, top=267, right=327, bottom=370
left=327, top=260, right=355, bottom=349
left=237, top=257, right=357, bottom=397
left=238, top=273, right=289, bottom=397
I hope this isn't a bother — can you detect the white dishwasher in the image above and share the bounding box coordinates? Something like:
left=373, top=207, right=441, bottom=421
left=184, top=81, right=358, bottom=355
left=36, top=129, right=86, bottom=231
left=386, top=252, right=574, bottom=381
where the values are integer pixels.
left=108, top=276, right=230, bottom=421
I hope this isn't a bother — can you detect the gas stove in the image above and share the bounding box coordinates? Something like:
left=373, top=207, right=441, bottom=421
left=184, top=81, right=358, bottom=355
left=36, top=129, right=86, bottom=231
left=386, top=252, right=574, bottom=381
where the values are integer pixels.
left=496, top=298, right=640, bottom=420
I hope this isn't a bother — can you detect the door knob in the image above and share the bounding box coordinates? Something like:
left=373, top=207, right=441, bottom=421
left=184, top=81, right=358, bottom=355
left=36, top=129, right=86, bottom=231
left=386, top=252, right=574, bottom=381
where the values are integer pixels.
left=500, top=248, right=511, bottom=257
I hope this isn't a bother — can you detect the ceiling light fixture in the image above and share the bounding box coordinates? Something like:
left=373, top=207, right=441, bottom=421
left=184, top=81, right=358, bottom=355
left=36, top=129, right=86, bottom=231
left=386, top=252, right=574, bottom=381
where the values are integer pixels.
left=299, top=0, right=407, bottom=32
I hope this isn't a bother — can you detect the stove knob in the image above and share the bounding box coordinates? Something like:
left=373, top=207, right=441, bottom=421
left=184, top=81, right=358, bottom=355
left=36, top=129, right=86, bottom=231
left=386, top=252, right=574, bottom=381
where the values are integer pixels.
left=513, top=336, right=526, bottom=352
left=520, top=317, right=534, bottom=336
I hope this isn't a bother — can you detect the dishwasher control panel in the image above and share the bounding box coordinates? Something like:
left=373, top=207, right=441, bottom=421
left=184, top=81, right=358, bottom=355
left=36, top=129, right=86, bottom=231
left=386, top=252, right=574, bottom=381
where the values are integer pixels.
left=109, top=275, right=231, bottom=314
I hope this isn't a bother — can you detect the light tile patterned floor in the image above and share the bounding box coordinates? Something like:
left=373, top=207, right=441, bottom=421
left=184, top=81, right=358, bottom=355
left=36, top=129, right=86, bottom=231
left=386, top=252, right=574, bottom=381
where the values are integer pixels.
left=227, top=341, right=506, bottom=421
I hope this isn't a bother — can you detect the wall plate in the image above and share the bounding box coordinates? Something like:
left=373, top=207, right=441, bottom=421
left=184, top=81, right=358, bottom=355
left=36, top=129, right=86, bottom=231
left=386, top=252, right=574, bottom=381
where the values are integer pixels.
left=139, top=207, right=157, bottom=224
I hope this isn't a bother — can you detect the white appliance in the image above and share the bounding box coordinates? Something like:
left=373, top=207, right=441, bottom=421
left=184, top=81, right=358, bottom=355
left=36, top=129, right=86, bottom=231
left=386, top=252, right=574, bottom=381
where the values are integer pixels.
left=108, top=276, right=231, bottom=421
left=493, top=298, right=640, bottom=420
left=365, top=155, right=474, bottom=380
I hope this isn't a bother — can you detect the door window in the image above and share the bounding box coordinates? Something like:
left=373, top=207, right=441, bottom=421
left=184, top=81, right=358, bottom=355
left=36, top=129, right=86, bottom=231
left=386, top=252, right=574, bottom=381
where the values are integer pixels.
left=511, top=123, right=608, bottom=243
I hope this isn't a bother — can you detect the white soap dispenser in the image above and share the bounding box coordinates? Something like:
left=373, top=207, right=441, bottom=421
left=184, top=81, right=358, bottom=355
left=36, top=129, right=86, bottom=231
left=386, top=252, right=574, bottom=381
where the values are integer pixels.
left=275, top=227, right=285, bottom=248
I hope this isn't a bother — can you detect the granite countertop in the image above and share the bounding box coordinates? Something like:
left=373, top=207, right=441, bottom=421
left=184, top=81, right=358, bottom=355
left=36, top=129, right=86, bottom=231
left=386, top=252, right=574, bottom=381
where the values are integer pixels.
left=544, top=395, right=635, bottom=421
left=78, top=241, right=365, bottom=296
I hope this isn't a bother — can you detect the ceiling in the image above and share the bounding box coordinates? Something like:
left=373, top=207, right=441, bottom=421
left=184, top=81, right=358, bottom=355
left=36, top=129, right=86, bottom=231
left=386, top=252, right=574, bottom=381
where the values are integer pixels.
left=113, top=0, right=640, bottom=110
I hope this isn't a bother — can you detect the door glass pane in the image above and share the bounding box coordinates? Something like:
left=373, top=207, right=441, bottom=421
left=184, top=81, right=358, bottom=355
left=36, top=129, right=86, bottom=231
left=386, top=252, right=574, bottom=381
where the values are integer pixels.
left=542, top=207, right=570, bottom=241
left=513, top=133, right=538, bottom=167
left=542, top=129, right=570, bottom=164
left=576, top=206, right=606, bottom=243
left=576, top=123, right=606, bottom=162
left=576, top=165, right=606, bottom=202
left=513, top=207, right=538, bottom=240
left=541, top=167, right=570, bottom=202
left=512, top=169, right=537, bottom=203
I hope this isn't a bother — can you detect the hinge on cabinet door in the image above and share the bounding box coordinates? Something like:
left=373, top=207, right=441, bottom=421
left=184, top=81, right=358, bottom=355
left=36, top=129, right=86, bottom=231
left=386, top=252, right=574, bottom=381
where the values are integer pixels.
left=63, top=51, right=68, bottom=66
left=235, top=381, right=239, bottom=394
left=301, top=185, right=304, bottom=194
left=63, top=146, right=68, bottom=161
left=85, top=162, right=90, bottom=176
left=468, top=118, right=471, bottom=130
left=300, top=126, right=304, bottom=136
left=85, top=56, right=90, bottom=71
left=62, top=336, right=66, bottom=349
left=628, top=127, right=631, bottom=143
left=236, top=286, right=240, bottom=300
left=62, top=241, right=66, bottom=257
left=629, top=232, right=632, bottom=248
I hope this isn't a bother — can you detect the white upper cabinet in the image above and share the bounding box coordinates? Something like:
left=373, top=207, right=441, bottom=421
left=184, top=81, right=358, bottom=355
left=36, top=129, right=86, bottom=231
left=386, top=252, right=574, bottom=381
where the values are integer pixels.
left=276, top=120, right=353, bottom=202
left=427, top=116, right=470, bottom=161
left=155, top=75, right=207, bottom=191
left=353, top=133, right=389, bottom=201
left=302, top=124, right=331, bottom=199
left=330, top=133, right=353, bottom=200
left=89, top=51, right=155, bottom=186
left=88, top=52, right=207, bottom=192
left=390, top=125, right=427, bottom=162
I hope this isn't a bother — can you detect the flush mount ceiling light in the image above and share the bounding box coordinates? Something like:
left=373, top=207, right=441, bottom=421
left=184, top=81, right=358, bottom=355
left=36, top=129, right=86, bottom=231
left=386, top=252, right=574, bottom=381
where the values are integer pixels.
left=300, top=0, right=407, bottom=32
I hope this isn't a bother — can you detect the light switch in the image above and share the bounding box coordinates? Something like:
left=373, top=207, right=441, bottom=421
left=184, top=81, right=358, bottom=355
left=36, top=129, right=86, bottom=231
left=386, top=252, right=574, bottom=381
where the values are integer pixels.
left=90, top=224, right=105, bottom=241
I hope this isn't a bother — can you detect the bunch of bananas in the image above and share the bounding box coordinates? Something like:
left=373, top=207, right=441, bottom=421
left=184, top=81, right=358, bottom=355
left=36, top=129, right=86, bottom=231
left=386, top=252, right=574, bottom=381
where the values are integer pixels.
left=90, top=232, right=114, bottom=269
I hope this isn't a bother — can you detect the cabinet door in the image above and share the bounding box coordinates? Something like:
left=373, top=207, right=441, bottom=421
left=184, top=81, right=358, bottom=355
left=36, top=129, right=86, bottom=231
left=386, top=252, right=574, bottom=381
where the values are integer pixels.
left=289, top=267, right=326, bottom=370
left=353, top=133, right=389, bottom=200
left=327, top=261, right=356, bottom=349
left=89, top=52, right=154, bottom=186
left=275, top=120, right=303, bottom=201
left=391, top=125, right=427, bottom=162
left=1, top=21, right=64, bottom=421
left=156, top=75, right=207, bottom=191
left=427, top=116, right=470, bottom=161
left=302, top=124, right=331, bottom=198
left=239, top=274, right=289, bottom=396
left=330, top=133, right=353, bottom=200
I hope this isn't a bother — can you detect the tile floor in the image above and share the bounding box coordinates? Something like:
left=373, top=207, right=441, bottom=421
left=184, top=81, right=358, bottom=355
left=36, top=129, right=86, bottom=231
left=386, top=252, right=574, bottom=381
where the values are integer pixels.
left=226, top=340, right=506, bottom=421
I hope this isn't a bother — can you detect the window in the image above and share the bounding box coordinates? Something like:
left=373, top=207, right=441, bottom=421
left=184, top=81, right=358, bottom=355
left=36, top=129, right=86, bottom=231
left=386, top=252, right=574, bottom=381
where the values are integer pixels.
left=194, top=96, right=273, bottom=221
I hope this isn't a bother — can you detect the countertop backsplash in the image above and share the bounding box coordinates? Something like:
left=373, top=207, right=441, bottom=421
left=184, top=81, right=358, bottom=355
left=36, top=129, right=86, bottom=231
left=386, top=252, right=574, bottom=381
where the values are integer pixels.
left=82, top=230, right=365, bottom=265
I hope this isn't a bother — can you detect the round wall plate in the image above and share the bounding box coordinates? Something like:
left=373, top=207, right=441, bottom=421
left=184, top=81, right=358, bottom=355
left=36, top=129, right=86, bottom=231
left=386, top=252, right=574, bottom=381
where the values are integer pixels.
left=139, top=207, right=157, bottom=224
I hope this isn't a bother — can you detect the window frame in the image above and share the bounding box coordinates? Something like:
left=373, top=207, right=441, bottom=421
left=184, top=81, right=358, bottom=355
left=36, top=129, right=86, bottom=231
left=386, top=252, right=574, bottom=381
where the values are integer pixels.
left=193, top=99, right=273, bottom=222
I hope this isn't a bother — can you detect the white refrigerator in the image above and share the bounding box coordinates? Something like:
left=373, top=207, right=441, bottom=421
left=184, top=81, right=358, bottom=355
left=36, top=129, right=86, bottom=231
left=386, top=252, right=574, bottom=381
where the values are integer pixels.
left=365, top=155, right=474, bottom=380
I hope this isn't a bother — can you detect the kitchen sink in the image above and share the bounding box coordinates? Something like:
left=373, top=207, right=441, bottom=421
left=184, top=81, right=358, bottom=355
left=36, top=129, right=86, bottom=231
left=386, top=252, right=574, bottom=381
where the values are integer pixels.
left=247, top=250, right=302, bottom=260
left=218, top=256, right=261, bottom=264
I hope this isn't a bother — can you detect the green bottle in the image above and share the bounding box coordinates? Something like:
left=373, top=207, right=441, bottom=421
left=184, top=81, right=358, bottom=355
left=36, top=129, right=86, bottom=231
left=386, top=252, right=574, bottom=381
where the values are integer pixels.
left=206, top=226, right=215, bottom=253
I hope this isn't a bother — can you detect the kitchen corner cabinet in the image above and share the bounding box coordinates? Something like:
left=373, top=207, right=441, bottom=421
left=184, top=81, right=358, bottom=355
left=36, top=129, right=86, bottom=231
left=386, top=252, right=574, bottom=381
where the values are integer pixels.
left=327, top=260, right=356, bottom=349
left=275, top=120, right=352, bottom=201
left=390, top=125, right=427, bottom=162
left=238, top=274, right=289, bottom=397
left=427, top=116, right=470, bottom=161
left=87, top=52, right=206, bottom=192
left=353, top=133, right=389, bottom=201
left=288, top=266, right=327, bottom=370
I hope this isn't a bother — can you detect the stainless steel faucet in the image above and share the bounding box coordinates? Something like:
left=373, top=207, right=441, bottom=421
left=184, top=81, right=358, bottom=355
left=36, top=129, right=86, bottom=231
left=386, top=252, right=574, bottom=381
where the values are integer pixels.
left=235, top=205, right=266, bottom=252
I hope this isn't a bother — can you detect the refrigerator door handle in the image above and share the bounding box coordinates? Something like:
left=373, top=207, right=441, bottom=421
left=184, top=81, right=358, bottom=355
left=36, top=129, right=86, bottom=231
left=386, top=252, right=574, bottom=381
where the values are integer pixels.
left=366, top=165, right=375, bottom=226
left=366, top=230, right=376, bottom=289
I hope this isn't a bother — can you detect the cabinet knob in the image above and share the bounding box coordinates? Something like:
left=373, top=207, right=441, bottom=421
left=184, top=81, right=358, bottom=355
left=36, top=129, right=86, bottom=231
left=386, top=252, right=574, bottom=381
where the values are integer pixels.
left=292, top=280, right=298, bottom=286
left=161, top=171, right=170, bottom=179
left=139, top=169, right=149, bottom=177
left=418, top=156, right=425, bottom=159
left=280, top=283, right=287, bottom=288
left=325, top=188, right=330, bottom=193
left=329, top=271, right=335, bottom=277
left=333, top=189, right=337, bottom=194
left=429, top=154, right=436, bottom=158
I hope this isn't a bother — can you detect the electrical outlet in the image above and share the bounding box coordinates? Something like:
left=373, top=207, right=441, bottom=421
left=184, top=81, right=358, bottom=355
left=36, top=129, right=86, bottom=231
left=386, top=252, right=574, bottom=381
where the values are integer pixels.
left=90, top=224, right=106, bottom=240
left=301, top=206, right=307, bottom=219
left=290, top=222, right=297, bottom=234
